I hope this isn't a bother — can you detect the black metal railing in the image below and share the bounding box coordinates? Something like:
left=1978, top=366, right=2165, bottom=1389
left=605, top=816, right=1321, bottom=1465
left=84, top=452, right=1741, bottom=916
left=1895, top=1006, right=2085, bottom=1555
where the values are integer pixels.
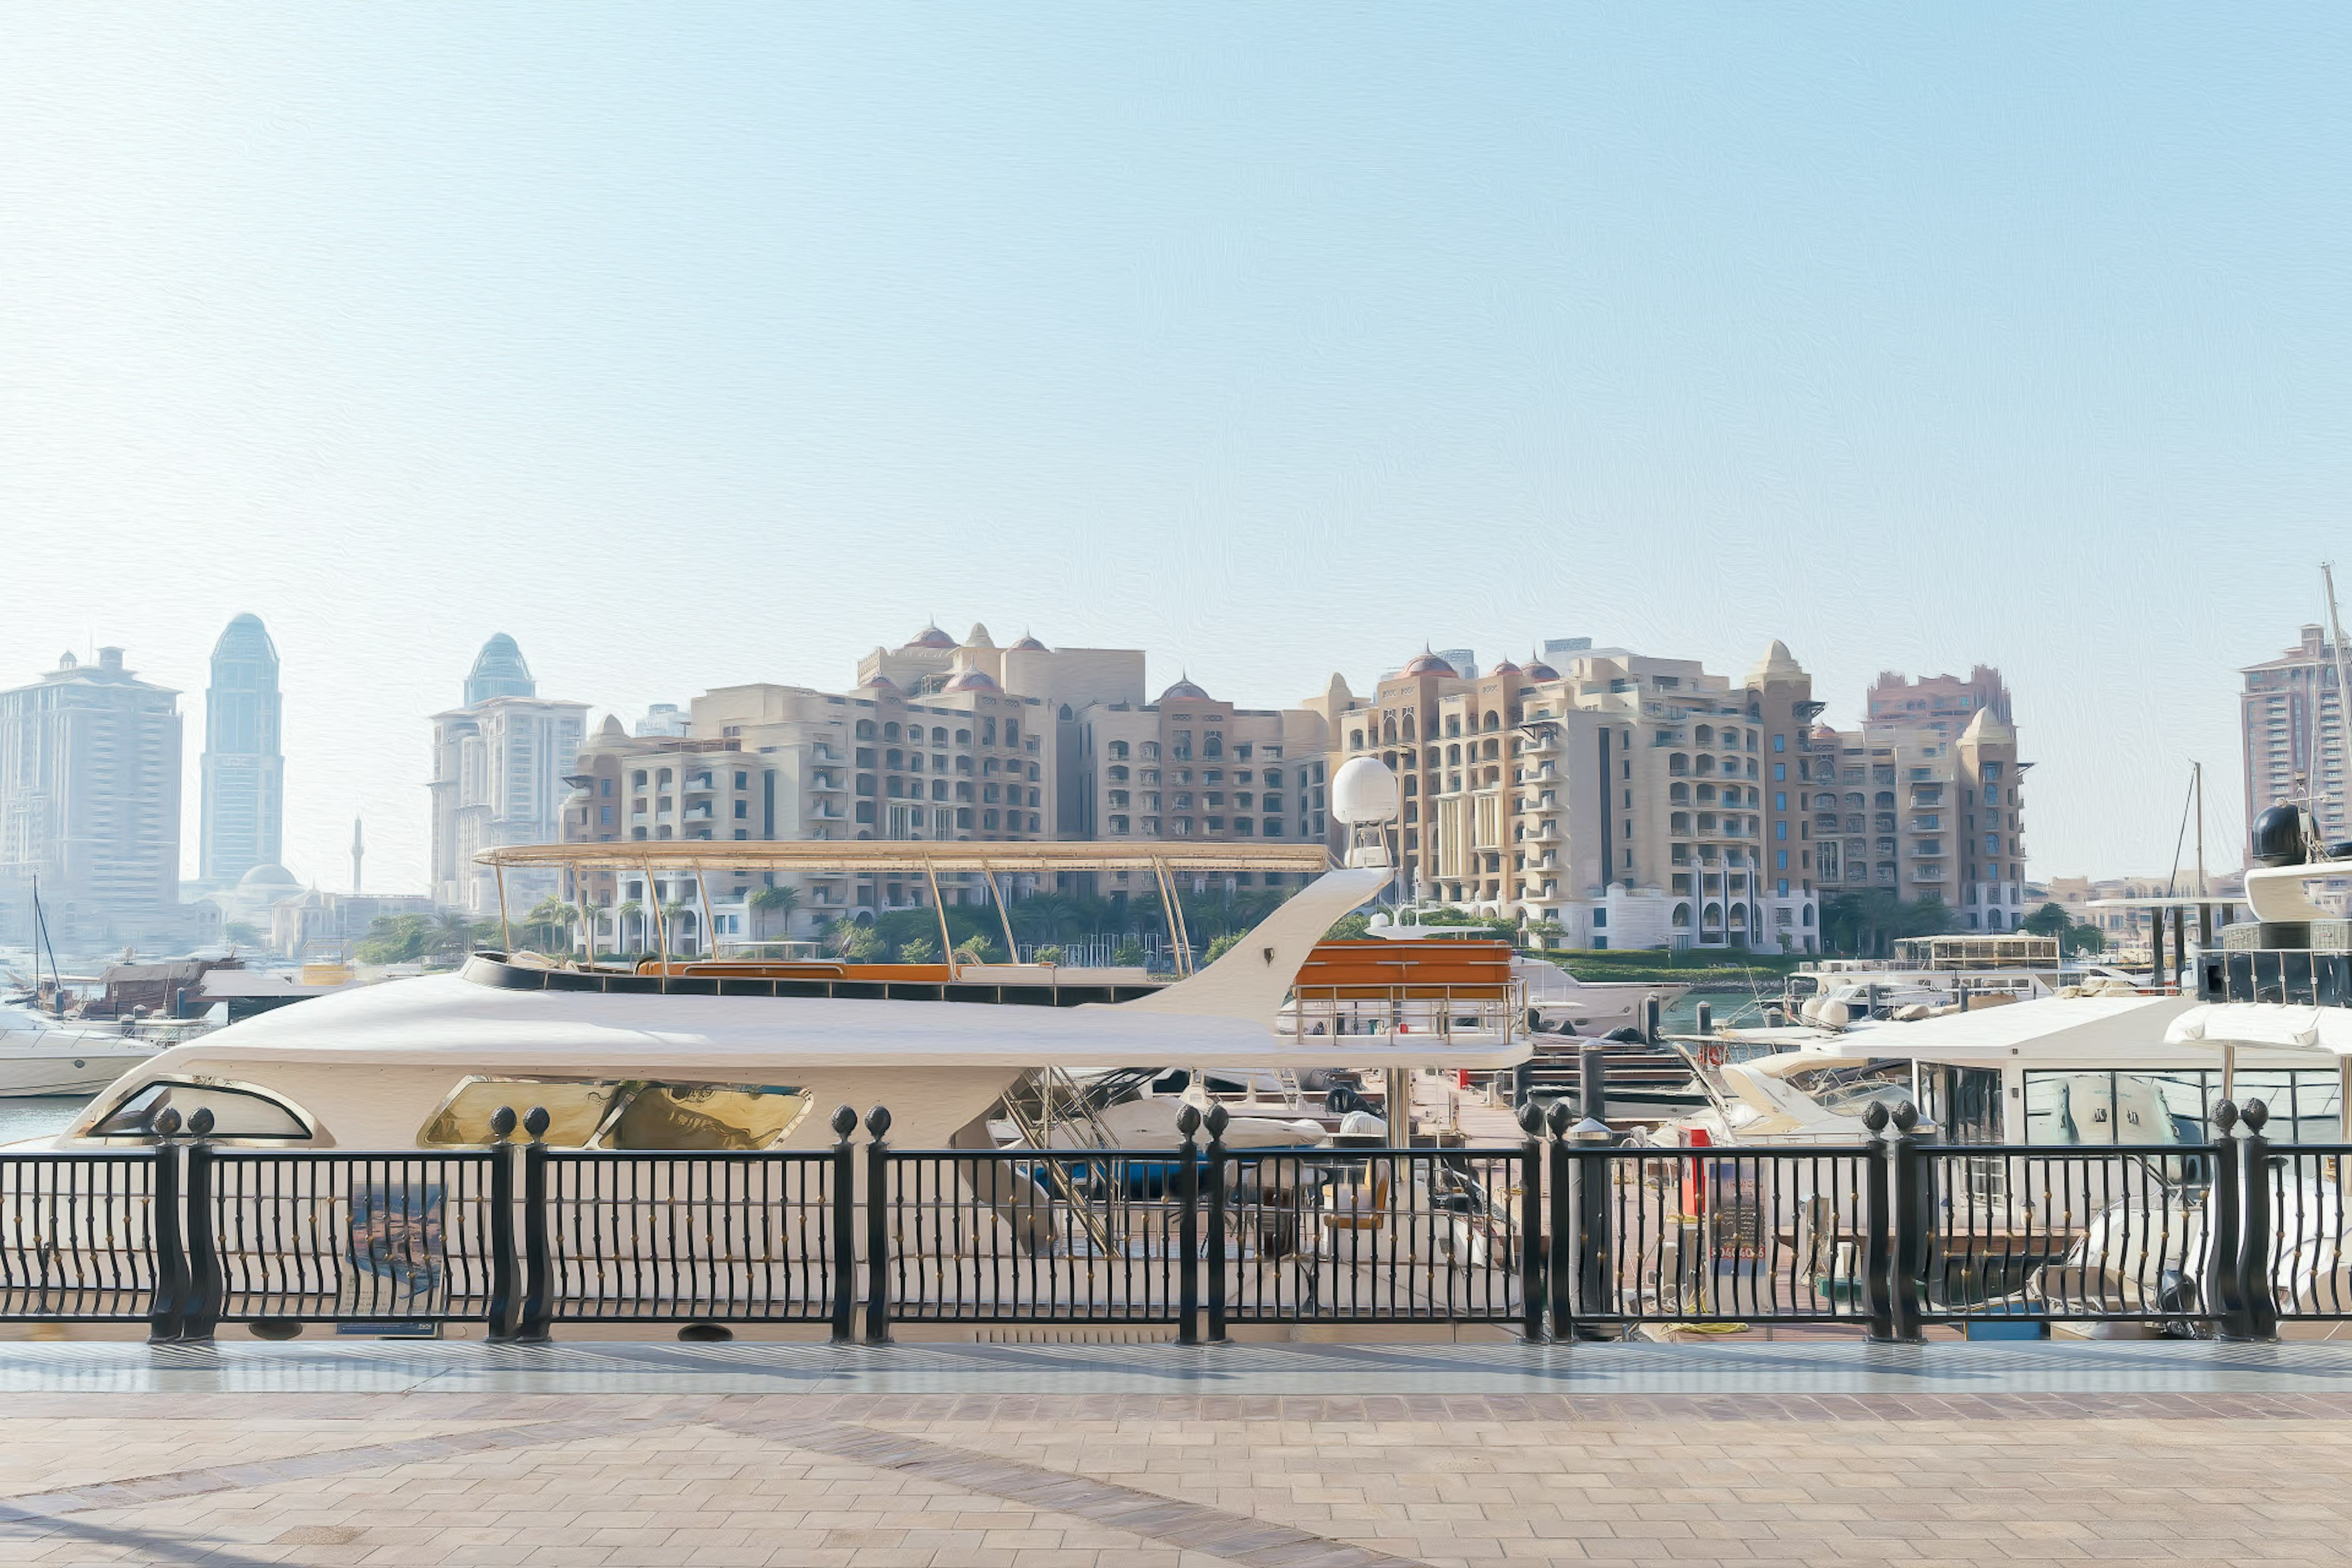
left=0, top=1095, right=2330, bottom=1344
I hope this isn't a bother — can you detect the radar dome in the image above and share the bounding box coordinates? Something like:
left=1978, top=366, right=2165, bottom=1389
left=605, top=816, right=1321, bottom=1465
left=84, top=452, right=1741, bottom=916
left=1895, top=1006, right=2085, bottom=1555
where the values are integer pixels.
left=1332, top=756, right=1401, bottom=825
left=2252, top=804, right=2307, bottom=868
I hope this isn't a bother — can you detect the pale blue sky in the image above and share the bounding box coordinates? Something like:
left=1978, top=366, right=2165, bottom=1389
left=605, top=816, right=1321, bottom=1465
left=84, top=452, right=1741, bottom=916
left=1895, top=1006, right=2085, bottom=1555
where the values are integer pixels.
left=5, top=6, right=2348, bottom=892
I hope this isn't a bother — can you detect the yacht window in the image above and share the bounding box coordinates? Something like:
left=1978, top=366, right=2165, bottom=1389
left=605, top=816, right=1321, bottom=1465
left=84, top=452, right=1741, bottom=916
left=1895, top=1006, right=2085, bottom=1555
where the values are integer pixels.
left=417, top=1077, right=813, bottom=1150
left=92, top=1080, right=313, bottom=1141
left=2022, top=1071, right=2209, bottom=1147
left=1779, top=1059, right=1914, bottom=1119
left=609, top=1084, right=811, bottom=1150
left=420, top=1078, right=626, bottom=1148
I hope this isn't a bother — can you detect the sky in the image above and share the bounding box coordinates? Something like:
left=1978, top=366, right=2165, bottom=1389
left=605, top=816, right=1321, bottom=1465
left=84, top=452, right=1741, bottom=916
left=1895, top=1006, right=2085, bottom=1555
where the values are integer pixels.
left=4, top=5, right=2349, bottom=895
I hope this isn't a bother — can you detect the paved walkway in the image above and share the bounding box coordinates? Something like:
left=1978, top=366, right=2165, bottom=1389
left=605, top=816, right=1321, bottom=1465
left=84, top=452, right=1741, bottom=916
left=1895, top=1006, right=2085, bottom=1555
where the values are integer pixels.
left=4, top=1341, right=2351, bottom=1566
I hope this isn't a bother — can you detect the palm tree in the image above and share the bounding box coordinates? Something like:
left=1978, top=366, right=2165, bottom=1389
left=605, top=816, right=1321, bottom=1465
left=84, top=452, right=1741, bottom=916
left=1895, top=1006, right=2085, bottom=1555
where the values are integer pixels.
left=615, top=900, right=643, bottom=954
left=660, top=900, right=692, bottom=955
left=431, top=909, right=484, bottom=959
left=524, top=896, right=574, bottom=954
left=748, top=883, right=801, bottom=940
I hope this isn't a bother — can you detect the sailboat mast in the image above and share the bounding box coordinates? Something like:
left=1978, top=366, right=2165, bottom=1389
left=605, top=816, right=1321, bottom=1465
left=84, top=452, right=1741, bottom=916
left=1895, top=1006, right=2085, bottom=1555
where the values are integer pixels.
left=2193, top=760, right=2206, bottom=897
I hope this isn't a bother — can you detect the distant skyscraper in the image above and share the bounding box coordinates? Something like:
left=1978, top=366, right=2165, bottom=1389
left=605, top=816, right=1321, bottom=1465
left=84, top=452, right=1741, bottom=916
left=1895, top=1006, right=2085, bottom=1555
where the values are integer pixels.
left=200, top=613, right=284, bottom=888
left=0, top=647, right=183, bottom=941
left=430, top=635, right=586, bottom=911
left=464, top=633, right=536, bottom=705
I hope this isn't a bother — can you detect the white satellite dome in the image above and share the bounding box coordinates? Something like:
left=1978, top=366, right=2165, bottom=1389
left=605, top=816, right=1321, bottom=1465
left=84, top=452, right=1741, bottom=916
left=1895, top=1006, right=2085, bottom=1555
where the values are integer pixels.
left=1332, top=756, right=1400, bottom=825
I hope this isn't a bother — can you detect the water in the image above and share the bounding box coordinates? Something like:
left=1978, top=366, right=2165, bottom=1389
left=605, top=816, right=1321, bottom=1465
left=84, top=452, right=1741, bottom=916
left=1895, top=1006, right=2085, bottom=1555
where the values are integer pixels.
left=1661, top=990, right=1775, bottom=1033
left=0, top=1096, right=88, bottom=1145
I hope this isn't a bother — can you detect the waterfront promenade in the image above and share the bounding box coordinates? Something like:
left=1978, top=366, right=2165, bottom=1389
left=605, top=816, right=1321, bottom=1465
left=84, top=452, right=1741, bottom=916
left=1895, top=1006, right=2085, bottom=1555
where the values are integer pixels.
left=1, top=1341, right=2348, bottom=1566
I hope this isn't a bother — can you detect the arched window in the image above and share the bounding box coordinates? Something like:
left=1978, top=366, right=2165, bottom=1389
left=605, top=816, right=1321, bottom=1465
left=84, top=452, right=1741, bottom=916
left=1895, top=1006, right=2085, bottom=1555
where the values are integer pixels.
left=1672, top=902, right=1692, bottom=927
left=1109, top=740, right=1129, bottom=760
left=1670, top=782, right=1689, bottom=803
left=1483, top=712, right=1499, bottom=731
left=883, top=722, right=900, bottom=742
left=1204, top=733, right=1223, bottom=758
left=856, top=719, right=876, bottom=741
left=1668, top=753, right=1690, bottom=776
left=1696, top=725, right=1714, bottom=746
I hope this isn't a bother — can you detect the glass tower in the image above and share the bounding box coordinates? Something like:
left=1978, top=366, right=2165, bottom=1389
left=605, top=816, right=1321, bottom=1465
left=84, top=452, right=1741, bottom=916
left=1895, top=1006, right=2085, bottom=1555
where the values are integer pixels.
left=200, top=613, right=283, bottom=886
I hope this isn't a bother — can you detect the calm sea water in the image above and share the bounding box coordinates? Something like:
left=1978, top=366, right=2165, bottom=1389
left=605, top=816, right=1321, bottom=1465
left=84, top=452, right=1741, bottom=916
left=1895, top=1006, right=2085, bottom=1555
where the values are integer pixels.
left=0, top=1097, right=88, bottom=1145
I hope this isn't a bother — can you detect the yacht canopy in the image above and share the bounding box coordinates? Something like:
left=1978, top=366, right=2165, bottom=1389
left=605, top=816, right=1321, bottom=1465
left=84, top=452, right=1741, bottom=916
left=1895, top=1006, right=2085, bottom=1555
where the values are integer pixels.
left=1754, top=993, right=2206, bottom=1066
left=2166, top=1002, right=2352, bottom=1057
left=478, top=842, right=1333, bottom=874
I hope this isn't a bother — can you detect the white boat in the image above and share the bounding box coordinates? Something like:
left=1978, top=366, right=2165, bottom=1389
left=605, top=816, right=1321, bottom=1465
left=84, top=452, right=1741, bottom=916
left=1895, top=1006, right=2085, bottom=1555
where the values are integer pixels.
left=43, top=766, right=1529, bottom=1155
left=0, top=1001, right=164, bottom=1098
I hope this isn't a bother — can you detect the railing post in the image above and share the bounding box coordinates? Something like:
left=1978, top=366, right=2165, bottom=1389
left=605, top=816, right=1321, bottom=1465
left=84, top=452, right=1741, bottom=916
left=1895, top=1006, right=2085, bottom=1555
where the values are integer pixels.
left=2204, top=1100, right=2248, bottom=1340
left=1546, top=1101, right=1574, bottom=1340
left=516, top=1106, right=552, bottom=1343
left=1176, top=1106, right=1202, bottom=1345
left=180, top=1112, right=221, bottom=1344
left=1886, top=1101, right=1931, bottom=1343
left=1517, top=1101, right=1546, bottom=1343
left=1205, top=1105, right=1229, bottom=1343
left=2236, top=1099, right=2279, bottom=1342
left=484, top=1107, right=519, bottom=1341
left=829, top=1105, right=858, bottom=1344
left=1860, top=1102, right=1895, bottom=1342
left=146, top=1112, right=186, bottom=1344
left=1572, top=1108, right=1613, bottom=1333
left=863, top=1106, right=893, bottom=1344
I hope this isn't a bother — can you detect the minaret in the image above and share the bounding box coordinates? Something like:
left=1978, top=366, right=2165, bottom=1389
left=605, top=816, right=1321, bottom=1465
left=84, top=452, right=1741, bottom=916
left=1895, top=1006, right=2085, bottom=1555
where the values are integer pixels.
left=351, top=818, right=365, bottom=895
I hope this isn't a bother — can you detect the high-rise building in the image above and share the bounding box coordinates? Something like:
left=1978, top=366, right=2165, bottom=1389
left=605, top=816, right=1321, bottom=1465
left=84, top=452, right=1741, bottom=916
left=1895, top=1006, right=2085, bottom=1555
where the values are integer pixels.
left=199, top=613, right=284, bottom=888
left=2241, top=625, right=2348, bottom=843
left=0, top=647, right=186, bottom=944
left=429, top=635, right=587, bottom=912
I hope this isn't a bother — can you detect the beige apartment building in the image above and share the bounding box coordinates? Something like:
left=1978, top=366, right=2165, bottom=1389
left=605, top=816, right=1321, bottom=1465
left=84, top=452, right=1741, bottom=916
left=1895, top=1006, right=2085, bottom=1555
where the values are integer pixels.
left=1068, top=675, right=1333, bottom=912
left=560, top=624, right=1164, bottom=946
left=1324, top=640, right=1823, bottom=952
left=1807, top=669, right=2026, bottom=930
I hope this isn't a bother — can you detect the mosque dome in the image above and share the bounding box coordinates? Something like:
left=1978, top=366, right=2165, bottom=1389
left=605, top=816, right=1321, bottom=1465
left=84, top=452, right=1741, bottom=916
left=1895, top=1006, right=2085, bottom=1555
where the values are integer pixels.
left=237, top=864, right=301, bottom=892
left=1402, top=650, right=1458, bottom=678
left=1522, top=661, right=1561, bottom=681
left=965, top=623, right=996, bottom=649
left=1159, top=676, right=1211, bottom=702
left=946, top=669, right=1000, bottom=692
left=1011, top=634, right=1049, bottom=652
left=1490, top=658, right=1521, bottom=678
left=861, top=673, right=901, bottom=692
left=908, top=625, right=957, bottom=650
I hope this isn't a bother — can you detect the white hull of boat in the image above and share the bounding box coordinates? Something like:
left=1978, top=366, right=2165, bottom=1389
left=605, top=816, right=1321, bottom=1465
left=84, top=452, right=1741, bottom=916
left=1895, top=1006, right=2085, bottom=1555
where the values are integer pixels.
left=0, top=1042, right=160, bottom=1098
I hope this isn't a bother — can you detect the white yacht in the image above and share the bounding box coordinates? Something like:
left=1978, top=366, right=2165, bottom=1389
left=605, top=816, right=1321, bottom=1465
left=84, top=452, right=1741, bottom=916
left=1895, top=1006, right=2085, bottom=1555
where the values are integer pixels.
left=43, top=767, right=1531, bottom=1156
left=0, top=1001, right=164, bottom=1098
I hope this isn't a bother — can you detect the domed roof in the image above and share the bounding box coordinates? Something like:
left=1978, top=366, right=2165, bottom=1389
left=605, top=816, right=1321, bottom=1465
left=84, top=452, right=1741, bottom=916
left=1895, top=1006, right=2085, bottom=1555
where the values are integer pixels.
left=1159, top=675, right=1211, bottom=702
left=237, top=862, right=300, bottom=889
left=908, top=624, right=957, bottom=650
left=1489, top=658, right=1521, bottom=677
left=211, top=612, right=279, bottom=669
left=1011, top=633, right=1049, bottom=652
left=597, top=714, right=627, bottom=741
left=965, top=622, right=996, bottom=649
left=464, top=633, right=535, bottom=705
left=861, top=672, right=901, bottom=692
left=946, top=668, right=1000, bottom=692
left=1402, top=650, right=1458, bottom=678
left=1743, top=639, right=1804, bottom=687
left=1522, top=660, right=1561, bottom=681
left=1959, top=707, right=2015, bottom=744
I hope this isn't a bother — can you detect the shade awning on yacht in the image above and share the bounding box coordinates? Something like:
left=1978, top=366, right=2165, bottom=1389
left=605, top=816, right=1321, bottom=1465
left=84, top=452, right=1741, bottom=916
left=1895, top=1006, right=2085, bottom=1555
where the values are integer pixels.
left=2166, top=1003, right=2352, bottom=1057
left=477, top=841, right=1333, bottom=874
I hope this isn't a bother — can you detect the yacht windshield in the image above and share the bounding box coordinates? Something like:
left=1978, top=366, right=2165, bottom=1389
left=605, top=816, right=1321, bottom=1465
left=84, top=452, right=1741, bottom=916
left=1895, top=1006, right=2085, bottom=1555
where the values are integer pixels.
left=1779, top=1058, right=1914, bottom=1118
